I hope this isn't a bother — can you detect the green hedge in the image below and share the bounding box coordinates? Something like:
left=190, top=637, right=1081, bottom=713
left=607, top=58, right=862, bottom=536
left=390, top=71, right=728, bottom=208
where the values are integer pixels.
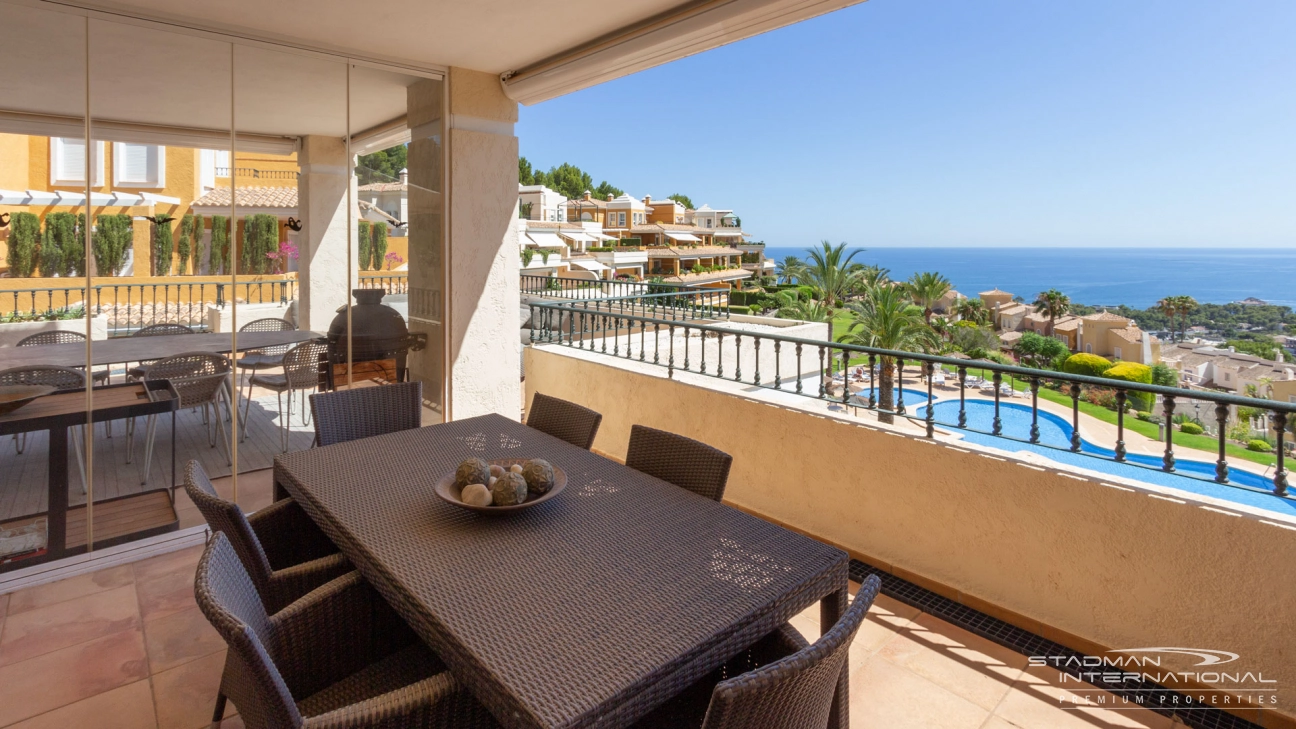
left=730, top=290, right=763, bottom=307
left=727, top=305, right=753, bottom=315
left=7, top=212, right=40, bottom=277
left=151, top=215, right=174, bottom=275
left=1102, top=361, right=1153, bottom=411
left=1247, top=439, right=1272, bottom=453
left=210, top=216, right=230, bottom=275
left=1180, top=422, right=1204, bottom=435
left=177, top=214, right=194, bottom=275
left=241, top=214, right=279, bottom=274
left=93, top=214, right=133, bottom=276
left=371, top=223, right=388, bottom=270
left=358, top=221, right=372, bottom=271
left=1062, top=353, right=1113, bottom=378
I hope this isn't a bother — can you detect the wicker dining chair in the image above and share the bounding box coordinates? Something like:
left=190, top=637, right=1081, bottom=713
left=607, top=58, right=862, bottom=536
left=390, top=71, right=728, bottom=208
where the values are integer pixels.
left=625, top=425, right=733, bottom=502
left=248, top=339, right=328, bottom=452
left=632, top=574, right=883, bottom=729
left=195, top=533, right=498, bottom=729
left=309, top=381, right=422, bottom=447
left=17, top=330, right=111, bottom=385
left=0, top=366, right=89, bottom=493
left=526, top=393, right=602, bottom=450
left=235, top=318, right=295, bottom=440
left=132, top=352, right=232, bottom=485
left=184, top=460, right=347, bottom=614
left=126, top=323, right=196, bottom=381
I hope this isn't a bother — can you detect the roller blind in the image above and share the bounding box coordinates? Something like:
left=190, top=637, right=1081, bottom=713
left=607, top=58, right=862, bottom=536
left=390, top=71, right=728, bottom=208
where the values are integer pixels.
left=57, top=138, right=85, bottom=181
left=119, top=143, right=152, bottom=183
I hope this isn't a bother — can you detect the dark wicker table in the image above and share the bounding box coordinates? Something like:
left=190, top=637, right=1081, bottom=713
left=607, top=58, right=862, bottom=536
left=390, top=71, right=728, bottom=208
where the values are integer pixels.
left=275, top=413, right=850, bottom=729
left=0, top=330, right=321, bottom=369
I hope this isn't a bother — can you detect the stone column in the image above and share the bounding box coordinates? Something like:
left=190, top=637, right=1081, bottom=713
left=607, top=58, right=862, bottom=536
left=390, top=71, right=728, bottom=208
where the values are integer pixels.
left=405, top=69, right=520, bottom=422
left=296, top=135, right=353, bottom=332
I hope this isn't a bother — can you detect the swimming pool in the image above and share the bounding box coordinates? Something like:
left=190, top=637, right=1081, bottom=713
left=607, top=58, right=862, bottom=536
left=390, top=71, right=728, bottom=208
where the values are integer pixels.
left=917, top=399, right=1295, bottom=516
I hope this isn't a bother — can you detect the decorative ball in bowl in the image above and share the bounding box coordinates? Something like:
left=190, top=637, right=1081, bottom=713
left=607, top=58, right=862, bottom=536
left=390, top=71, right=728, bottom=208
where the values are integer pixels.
left=435, top=458, right=567, bottom=514
left=0, top=385, right=57, bottom=416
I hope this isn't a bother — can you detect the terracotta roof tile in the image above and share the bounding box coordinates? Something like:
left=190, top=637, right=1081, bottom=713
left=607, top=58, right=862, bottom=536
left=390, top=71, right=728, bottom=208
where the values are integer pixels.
left=192, top=186, right=297, bottom=209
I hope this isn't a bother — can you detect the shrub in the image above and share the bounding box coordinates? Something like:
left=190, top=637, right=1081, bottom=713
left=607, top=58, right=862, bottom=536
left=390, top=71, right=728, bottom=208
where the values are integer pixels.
left=1150, top=363, right=1178, bottom=388
left=209, top=216, right=230, bottom=275
left=520, top=248, right=535, bottom=267
left=358, top=220, right=372, bottom=271
left=727, top=305, right=752, bottom=315
left=177, top=214, right=193, bottom=275
left=1061, top=353, right=1113, bottom=378
left=40, top=213, right=68, bottom=277
left=1050, top=352, right=1071, bottom=372
left=1102, top=361, right=1153, bottom=411
left=1180, top=422, right=1204, bottom=435
left=93, top=214, right=133, bottom=276
left=240, top=214, right=279, bottom=275
left=150, top=215, right=174, bottom=276
left=1085, top=387, right=1119, bottom=410
left=1247, top=439, right=1272, bottom=453
left=7, top=212, right=40, bottom=277
left=730, top=290, right=763, bottom=307
left=371, top=223, right=388, bottom=271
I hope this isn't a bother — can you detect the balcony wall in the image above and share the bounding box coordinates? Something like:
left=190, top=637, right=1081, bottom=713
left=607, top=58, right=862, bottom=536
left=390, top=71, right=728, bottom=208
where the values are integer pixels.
left=525, top=344, right=1296, bottom=724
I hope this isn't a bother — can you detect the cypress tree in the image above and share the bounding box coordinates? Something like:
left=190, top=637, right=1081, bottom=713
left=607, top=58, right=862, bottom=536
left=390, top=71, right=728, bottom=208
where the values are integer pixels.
left=371, top=223, right=388, bottom=271
left=191, top=212, right=204, bottom=274
left=92, top=214, right=132, bottom=276
left=41, top=213, right=74, bottom=277
left=358, top=220, right=372, bottom=272
left=177, top=214, right=193, bottom=275
left=151, top=215, right=174, bottom=276
left=7, top=212, right=40, bottom=277
left=210, top=215, right=229, bottom=275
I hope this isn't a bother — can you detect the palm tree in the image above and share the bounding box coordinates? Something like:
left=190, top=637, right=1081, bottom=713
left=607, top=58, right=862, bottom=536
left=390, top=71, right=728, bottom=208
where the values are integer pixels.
left=1156, top=297, right=1178, bottom=341
left=955, top=298, right=990, bottom=326
left=802, top=241, right=864, bottom=309
left=774, top=291, right=832, bottom=323
left=776, top=256, right=805, bottom=285
left=1174, top=295, right=1199, bottom=342
left=838, top=285, right=939, bottom=424
left=860, top=265, right=890, bottom=288
left=1033, top=289, right=1071, bottom=337
left=906, top=271, right=952, bottom=324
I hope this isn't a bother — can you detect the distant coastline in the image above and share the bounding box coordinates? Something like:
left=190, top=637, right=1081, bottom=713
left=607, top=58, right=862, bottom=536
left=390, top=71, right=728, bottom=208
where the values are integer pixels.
left=759, top=247, right=1296, bottom=309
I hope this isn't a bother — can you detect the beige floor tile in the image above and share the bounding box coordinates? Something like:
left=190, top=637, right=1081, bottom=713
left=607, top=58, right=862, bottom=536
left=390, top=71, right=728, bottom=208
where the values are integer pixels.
left=143, top=606, right=225, bottom=674
left=135, top=563, right=199, bottom=622
left=875, top=612, right=1026, bottom=711
left=0, top=628, right=149, bottom=727
left=6, top=679, right=157, bottom=729
left=993, top=666, right=1173, bottom=729
left=0, top=583, right=141, bottom=666
left=0, top=592, right=8, bottom=620
left=218, top=715, right=245, bottom=729
left=152, top=649, right=229, bottom=729
left=6, top=565, right=135, bottom=615
left=848, top=655, right=989, bottom=729
left=132, top=545, right=204, bottom=585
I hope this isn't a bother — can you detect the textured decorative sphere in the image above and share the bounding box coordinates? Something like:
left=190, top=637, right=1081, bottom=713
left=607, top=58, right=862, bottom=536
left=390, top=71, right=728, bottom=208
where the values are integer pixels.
left=492, top=472, right=528, bottom=506
left=455, top=458, right=491, bottom=489
left=521, top=459, right=556, bottom=495
left=460, top=483, right=493, bottom=507
left=489, top=464, right=506, bottom=479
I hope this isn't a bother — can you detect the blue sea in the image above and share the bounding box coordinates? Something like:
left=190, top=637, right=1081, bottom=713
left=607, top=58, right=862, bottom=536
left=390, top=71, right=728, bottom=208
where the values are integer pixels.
left=760, top=247, right=1296, bottom=310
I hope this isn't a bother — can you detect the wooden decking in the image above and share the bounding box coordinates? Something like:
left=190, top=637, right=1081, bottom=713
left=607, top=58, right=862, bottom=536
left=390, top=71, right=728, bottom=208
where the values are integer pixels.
left=0, top=392, right=316, bottom=522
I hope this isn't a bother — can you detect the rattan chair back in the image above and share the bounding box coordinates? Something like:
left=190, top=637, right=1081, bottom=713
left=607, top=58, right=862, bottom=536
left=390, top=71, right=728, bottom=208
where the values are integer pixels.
left=144, top=352, right=230, bottom=409
left=132, top=323, right=195, bottom=337
left=701, top=574, right=882, bottom=729
left=309, top=381, right=422, bottom=447
left=240, top=318, right=296, bottom=357
left=526, top=393, right=602, bottom=450
left=0, top=365, right=86, bottom=390
left=17, top=330, right=86, bottom=346
left=195, top=533, right=304, bottom=729
left=625, top=425, right=733, bottom=502
left=280, top=339, right=328, bottom=391
left=184, top=460, right=277, bottom=595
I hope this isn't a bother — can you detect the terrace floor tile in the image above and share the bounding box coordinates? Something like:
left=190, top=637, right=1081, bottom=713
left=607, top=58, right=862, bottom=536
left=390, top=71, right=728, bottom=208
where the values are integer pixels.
left=0, top=583, right=140, bottom=666
left=0, top=628, right=149, bottom=727
left=143, top=606, right=225, bottom=674
left=6, top=564, right=134, bottom=615
left=5, top=679, right=157, bottom=729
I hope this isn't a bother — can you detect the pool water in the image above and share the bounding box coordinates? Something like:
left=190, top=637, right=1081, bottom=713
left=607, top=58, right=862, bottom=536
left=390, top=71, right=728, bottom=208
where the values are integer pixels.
left=917, top=399, right=1295, bottom=517
left=846, top=387, right=932, bottom=407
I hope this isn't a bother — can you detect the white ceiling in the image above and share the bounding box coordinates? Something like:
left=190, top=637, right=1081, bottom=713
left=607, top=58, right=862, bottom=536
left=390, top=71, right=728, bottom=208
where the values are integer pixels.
left=57, top=0, right=689, bottom=75
left=0, top=3, right=424, bottom=141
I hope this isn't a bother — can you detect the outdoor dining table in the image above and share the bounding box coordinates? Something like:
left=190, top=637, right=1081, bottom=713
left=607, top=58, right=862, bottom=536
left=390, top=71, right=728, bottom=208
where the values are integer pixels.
left=0, top=330, right=321, bottom=370
left=274, top=413, right=851, bottom=729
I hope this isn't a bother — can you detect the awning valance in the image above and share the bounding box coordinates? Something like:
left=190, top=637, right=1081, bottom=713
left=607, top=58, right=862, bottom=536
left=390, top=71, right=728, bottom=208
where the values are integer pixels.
left=589, top=231, right=617, bottom=241
left=711, top=229, right=743, bottom=237
left=664, top=231, right=701, bottom=242
left=0, top=189, right=177, bottom=207
left=559, top=231, right=595, bottom=242
left=572, top=259, right=608, bottom=272
left=526, top=232, right=567, bottom=248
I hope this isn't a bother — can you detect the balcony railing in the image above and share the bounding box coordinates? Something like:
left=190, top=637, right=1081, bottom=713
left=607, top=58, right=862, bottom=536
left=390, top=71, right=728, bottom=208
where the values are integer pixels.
left=521, top=274, right=695, bottom=300
left=358, top=273, right=409, bottom=295
left=214, top=167, right=300, bottom=180
left=2, top=281, right=295, bottom=335
left=527, top=302, right=1293, bottom=498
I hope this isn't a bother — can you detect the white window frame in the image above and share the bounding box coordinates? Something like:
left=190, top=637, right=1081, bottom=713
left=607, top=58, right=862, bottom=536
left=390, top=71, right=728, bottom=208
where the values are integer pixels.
left=49, top=138, right=104, bottom=187
left=112, top=142, right=166, bottom=188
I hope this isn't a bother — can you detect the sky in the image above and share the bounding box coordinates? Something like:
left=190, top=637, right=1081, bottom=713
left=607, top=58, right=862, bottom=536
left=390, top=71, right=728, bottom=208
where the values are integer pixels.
left=516, top=0, right=1296, bottom=249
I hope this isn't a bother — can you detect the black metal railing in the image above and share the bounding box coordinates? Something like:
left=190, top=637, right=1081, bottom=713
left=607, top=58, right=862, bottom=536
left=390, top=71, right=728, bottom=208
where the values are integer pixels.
left=1, top=280, right=296, bottom=335
left=527, top=302, right=1293, bottom=499
left=359, top=273, right=409, bottom=295
left=521, top=274, right=696, bottom=299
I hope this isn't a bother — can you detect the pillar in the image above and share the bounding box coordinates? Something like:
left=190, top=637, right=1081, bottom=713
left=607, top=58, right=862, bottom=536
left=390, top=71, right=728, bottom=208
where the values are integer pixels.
left=406, top=69, right=520, bottom=422
left=297, top=134, right=353, bottom=332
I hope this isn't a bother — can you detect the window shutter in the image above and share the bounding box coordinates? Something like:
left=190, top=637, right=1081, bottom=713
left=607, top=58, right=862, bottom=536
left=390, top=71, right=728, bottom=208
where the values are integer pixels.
left=120, top=144, right=151, bottom=183
left=59, top=138, right=85, bottom=181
